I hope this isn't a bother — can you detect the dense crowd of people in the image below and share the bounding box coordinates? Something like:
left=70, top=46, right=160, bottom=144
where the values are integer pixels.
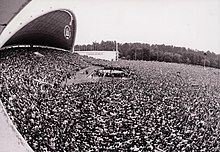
left=0, top=47, right=220, bottom=151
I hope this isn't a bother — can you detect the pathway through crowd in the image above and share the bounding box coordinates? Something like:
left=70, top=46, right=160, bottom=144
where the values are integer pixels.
left=62, top=66, right=102, bottom=86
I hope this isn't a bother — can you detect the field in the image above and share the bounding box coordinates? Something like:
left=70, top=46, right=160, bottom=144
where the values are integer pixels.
left=1, top=48, right=220, bottom=151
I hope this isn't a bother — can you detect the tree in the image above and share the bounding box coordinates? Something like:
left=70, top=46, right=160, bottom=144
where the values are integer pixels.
left=186, top=57, right=191, bottom=64
left=163, top=52, right=173, bottom=62
left=173, top=53, right=182, bottom=63
left=142, top=48, right=150, bottom=61
left=75, top=41, right=220, bottom=69
left=201, top=59, right=210, bottom=67
left=210, top=59, right=218, bottom=68
left=149, top=50, right=158, bottom=61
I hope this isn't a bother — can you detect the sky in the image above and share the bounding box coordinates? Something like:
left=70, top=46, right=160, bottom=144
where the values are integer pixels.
left=70, top=0, right=220, bottom=54
left=1, top=0, right=220, bottom=54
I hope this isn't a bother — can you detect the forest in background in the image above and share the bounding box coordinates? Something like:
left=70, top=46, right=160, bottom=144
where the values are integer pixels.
left=74, top=41, right=220, bottom=69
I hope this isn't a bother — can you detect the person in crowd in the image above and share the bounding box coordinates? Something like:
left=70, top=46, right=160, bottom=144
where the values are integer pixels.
left=0, top=47, right=219, bottom=151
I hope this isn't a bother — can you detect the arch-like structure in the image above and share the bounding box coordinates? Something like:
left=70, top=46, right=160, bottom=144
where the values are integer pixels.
left=3, top=10, right=76, bottom=50
left=0, top=1, right=77, bottom=151
left=0, top=0, right=77, bottom=51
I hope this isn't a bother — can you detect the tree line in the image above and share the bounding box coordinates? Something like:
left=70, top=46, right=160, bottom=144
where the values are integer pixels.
left=74, top=41, right=220, bottom=69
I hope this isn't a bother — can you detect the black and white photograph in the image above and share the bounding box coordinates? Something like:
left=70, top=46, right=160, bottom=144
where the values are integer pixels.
left=0, top=0, right=220, bottom=151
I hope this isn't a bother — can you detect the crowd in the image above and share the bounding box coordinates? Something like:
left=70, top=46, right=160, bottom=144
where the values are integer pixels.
left=0, top=47, right=220, bottom=151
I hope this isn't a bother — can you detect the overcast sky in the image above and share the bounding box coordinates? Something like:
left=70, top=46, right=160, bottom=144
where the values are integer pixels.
left=1, top=0, right=220, bottom=54
left=69, top=0, right=220, bottom=54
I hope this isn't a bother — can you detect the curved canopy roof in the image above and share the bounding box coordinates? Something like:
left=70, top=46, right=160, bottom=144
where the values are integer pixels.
left=0, top=0, right=76, bottom=51
left=3, top=10, right=76, bottom=50
left=0, top=0, right=31, bottom=35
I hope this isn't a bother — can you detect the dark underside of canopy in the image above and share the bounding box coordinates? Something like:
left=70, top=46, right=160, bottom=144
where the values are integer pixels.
left=0, top=0, right=31, bottom=34
left=3, top=10, right=76, bottom=50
